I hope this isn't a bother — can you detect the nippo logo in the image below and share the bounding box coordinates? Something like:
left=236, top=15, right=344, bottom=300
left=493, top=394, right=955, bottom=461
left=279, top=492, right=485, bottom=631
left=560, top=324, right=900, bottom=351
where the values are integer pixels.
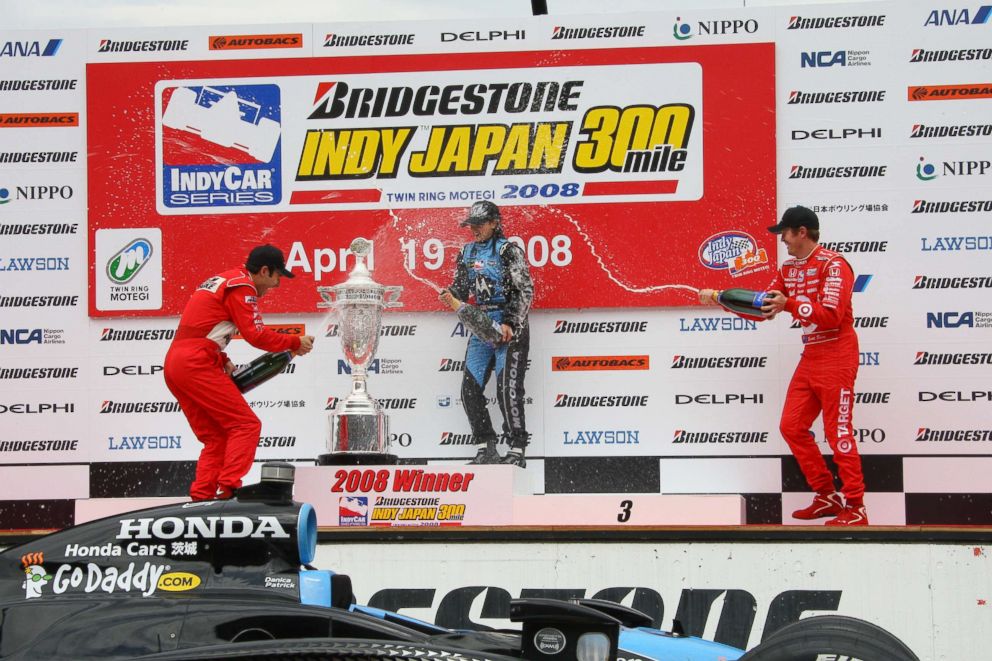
left=107, top=238, right=153, bottom=284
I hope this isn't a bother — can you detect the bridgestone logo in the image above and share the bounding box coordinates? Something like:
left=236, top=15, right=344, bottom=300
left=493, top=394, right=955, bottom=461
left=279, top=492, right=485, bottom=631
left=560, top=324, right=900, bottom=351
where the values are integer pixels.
left=673, top=430, right=768, bottom=443
left=439, top=359, right=465, bottom=372
left=671, top=355, right=767, bottom=369
left=911, top=48, right=992, bottom=63
left=915, top=351, right=992, bottom=365
left=916, top=428, right=992, bottom=442
left=787, top=15, right=885, bottom=29
left=0, top=367, right=77, bottom=379
left=819, top=241, right=887, bottom=253
left=553, top=320, right=648, bottom=333
left=0, top=223, right=77, bottom=235
left=100, top=401, right=181, bottom=414
left=100, top=329, right=175, bottom=342
left=552, top=25, right=645, bottom=39
left=911, top=123, right=992, bottom=138
left=913, top=275, right=992, bottom=289
left=98, top=39, right=188, bottom=52
left=789, top=165, right=887, bottom=178
left=0, top=439, right=78, bottom=451
left=554, top=394, right=648, bottom=407
left=0, top=152, right=77, bottom=164
left=379, top=398, right=417, bottom=410
left=440, top=432, right=473, bottom=445
left=0, top=79, right=76, bottom=91
left=789, top=90, right=886, bottom=104
left=323, top=33, right=414, bottom=47
left=0, top=295, right=78, bottom=307
left=912, top=200, right=992, bottom=213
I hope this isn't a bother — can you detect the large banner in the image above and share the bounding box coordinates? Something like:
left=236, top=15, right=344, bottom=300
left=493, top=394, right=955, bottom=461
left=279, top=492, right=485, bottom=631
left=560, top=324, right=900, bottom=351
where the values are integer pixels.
left=1, top=1, right=992, bottom=530
left=86, top=35, right=776, bottom=314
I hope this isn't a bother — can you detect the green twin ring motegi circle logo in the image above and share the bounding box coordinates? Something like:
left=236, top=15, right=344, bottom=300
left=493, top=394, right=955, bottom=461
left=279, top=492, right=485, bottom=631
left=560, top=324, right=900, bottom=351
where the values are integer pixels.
left=107, top=238, right=153, bottom=284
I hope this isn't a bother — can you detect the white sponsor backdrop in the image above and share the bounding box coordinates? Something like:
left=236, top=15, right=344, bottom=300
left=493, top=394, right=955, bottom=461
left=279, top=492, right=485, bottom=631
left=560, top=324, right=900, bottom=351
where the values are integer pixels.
left=314, top=539, right=991, bottom=660
left=2, top=1, right=992, bottom=525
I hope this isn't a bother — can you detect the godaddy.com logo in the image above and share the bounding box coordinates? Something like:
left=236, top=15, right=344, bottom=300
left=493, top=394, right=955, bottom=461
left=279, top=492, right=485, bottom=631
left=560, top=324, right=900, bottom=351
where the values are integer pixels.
left=107, top=238, right=153, bottom=284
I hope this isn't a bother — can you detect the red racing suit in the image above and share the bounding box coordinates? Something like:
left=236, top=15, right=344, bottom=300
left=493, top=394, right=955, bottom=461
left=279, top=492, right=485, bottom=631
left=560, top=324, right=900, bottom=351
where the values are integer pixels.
left=768, top=245, right=864, bottom=503
left=164, top=269, right=300, bottom=500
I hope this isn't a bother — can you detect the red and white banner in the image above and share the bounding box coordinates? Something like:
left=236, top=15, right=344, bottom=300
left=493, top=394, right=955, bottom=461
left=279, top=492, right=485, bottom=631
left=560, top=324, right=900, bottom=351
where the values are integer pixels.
left=87, top=43, right=776, bottom=315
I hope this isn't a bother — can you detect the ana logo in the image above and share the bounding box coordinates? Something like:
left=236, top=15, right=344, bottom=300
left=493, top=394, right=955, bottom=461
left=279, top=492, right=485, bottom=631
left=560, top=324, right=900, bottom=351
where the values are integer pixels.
left=160, top=84, right=281, bottom=210
left=923, top=7, right=992, bottom=26
left=917, top=157, right=938, bottom=180
left=21, top=553, right=51, bottom=599
left=673, top=17, right=692, bottom=40
left=107, top=238, right=153, bottom=284
left=0, top=39, right=62, bottom=58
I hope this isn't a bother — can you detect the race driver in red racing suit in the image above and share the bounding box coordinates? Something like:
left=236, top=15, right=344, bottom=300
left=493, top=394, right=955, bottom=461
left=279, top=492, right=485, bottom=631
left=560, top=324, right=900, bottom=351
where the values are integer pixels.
left=700, top=206, right=867, bottom=526
left=164, top=245, right=314, bottom=501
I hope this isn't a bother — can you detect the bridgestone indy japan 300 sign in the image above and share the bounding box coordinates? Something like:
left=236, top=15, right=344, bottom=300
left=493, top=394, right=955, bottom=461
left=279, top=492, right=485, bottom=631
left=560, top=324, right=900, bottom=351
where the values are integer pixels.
left=87, top=44, right=775, bottom=315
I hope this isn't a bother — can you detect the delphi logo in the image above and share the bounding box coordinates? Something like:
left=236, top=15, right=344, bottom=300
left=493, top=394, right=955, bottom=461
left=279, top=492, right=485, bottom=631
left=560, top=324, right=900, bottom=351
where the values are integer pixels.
left=158, top=83, right=281, bottom=210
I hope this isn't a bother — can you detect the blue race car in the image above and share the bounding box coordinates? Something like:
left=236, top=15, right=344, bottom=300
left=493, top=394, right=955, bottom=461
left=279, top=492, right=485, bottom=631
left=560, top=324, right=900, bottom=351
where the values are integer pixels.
left=0, top=464, right=918, bottom=661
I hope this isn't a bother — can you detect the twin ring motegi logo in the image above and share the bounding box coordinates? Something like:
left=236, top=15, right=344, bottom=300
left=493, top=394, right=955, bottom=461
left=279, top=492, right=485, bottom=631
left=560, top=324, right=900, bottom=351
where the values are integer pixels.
left=158, top=83, right=282, bottom=210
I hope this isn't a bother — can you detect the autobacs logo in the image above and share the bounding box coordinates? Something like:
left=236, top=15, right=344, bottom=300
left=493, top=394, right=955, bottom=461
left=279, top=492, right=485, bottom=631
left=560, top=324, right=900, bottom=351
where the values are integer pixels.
left=209, top=34, right=301, bottom=50
left=552, top=355, right=648, bottom=371
left=160, top=84, right=281, bottom=210
left=909, top=84, right=992, bottom=101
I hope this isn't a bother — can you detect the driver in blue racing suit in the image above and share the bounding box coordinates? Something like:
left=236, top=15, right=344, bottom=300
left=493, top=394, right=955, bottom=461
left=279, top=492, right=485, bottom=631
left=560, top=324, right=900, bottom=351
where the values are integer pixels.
left=440, top=201, right=534, bottom=466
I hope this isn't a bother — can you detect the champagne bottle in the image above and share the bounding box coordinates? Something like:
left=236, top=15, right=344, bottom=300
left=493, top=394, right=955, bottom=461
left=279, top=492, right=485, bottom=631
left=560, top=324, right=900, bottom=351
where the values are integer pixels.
left=714, top=288, right=768, bottom=319
left=442, top=292, right=504, bottom=344
left=232, top=351, right=293, bottom=393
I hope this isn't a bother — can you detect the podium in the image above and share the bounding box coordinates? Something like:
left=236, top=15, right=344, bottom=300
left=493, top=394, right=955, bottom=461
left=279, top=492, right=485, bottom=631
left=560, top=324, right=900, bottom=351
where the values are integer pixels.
left=294, top=465, right=745, bottom=527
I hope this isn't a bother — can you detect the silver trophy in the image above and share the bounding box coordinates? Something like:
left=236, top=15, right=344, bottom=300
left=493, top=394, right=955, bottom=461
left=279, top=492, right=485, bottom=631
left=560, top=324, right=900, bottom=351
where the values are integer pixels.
left=317, top=238, right=403, bottom=465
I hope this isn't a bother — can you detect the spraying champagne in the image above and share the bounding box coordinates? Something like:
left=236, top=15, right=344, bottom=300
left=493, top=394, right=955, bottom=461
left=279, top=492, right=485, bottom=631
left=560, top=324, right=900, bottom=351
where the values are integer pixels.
left=231, top=350, right=294, bottom=393
left=440, top=290, right=504, bottom=344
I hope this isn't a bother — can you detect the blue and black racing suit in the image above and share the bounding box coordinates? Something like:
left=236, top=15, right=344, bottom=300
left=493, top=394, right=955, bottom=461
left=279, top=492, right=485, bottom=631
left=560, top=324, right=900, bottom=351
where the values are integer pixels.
left=448, top=233, right=534, bottom=449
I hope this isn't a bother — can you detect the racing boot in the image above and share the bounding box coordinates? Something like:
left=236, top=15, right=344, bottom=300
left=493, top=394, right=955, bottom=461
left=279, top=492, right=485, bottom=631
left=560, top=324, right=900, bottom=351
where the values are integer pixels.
left=826, top=505, right=869, bottom=526
left=791, top=492, right=844, bottom=520
left=468, top=436, right=500, bottom=465
left=501, top=434, right=528, bottom=468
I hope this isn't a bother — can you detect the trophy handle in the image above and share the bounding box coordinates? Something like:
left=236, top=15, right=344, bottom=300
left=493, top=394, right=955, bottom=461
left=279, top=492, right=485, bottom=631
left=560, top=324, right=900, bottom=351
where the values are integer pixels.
left=383, top=286, right=404, bottom=309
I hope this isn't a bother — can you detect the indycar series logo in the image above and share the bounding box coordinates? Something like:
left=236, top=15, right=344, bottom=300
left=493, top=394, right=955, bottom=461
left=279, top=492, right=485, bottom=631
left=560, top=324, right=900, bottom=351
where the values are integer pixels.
left=158, top=83, right=282, bottom=211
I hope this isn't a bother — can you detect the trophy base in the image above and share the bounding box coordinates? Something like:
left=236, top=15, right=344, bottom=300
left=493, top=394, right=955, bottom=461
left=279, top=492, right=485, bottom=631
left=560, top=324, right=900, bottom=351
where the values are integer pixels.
left=316, top=452, right=398, bottom=466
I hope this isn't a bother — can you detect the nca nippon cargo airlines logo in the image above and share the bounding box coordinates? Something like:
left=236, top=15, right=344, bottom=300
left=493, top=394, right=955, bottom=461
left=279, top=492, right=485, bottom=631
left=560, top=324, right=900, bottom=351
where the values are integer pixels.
left=106, top=238, right=152, bottom=284
left=698, top=231, right=768, bottom=277
left=158, top=84, right=281, bottom=211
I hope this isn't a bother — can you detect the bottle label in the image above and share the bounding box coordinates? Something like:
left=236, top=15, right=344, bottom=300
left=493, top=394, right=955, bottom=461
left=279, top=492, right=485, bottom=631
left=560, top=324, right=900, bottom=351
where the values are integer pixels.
left=752, top=291, right=766, bottom=308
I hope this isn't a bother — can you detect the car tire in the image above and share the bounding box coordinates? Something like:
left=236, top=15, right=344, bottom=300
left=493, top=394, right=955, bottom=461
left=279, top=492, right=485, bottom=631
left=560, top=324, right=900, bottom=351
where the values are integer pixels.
left=739, top=614, right=919, bottom=661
